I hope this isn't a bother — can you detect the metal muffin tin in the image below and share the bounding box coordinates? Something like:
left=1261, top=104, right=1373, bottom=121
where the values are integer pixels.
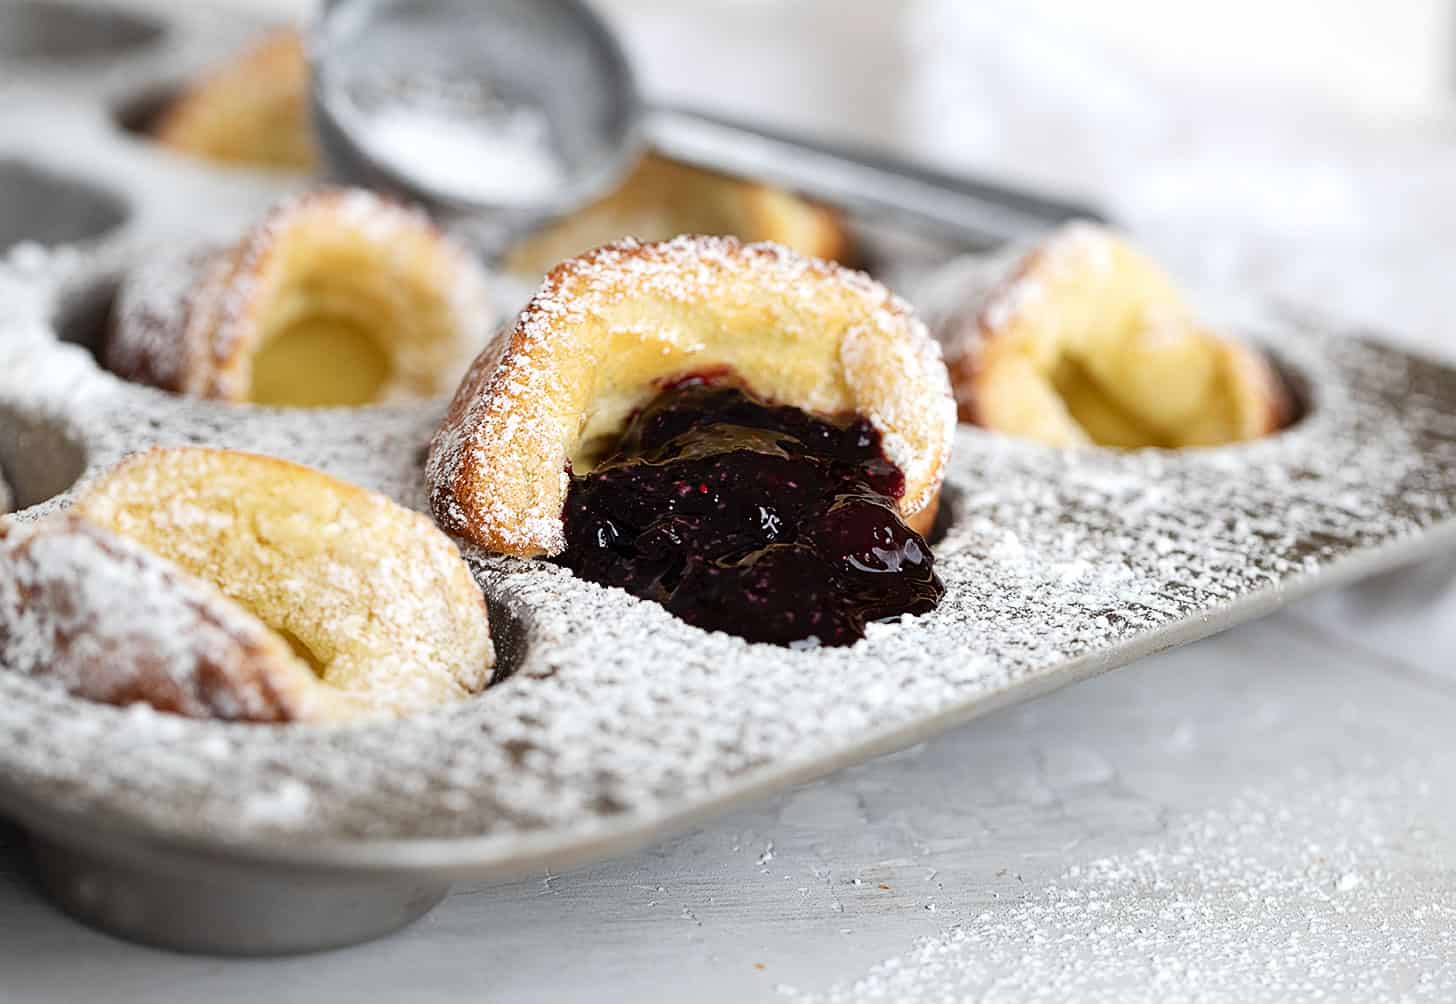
left=4, top=0, right=1456, bottom=957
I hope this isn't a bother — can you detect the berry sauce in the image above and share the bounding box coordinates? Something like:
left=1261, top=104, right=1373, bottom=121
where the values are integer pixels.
left=554, top=381, right=943, bottom=648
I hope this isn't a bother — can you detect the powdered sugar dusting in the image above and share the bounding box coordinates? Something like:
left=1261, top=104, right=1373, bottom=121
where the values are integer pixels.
left=779, top=768, right=1456, bottom=1002
left=0, top=515, right=311, bottom=723
left=0, top=227, right=1452, bottom=857
left=62, top=447, right=493, bottom=721
left=107, top=244, right=219, bottom=394
left=107, top=186, right=496, bottom=403
left=354, top=105, right=566, bottom=207
left=428, top=235, right=954, bottom=555
left=240, top=778, right=316, bottom=827
left=981, top=224, right=1113, bottom=332
left=0, top=35, right=1454, bottom=868
left=912, top=242, right=1028, bottom=365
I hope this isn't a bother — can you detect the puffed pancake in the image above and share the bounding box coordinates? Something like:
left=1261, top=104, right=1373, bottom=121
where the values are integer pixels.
left=428, top=235, right=955, bottom=557
left=106, top=187, right=495, bottom=408
left=504, top=155, right=852, bottom=277
left=936, top=223, right=1291, bottom=449
left=0, top=448, right=494, bottom=722
left=150, top=29, right=318, bottom=171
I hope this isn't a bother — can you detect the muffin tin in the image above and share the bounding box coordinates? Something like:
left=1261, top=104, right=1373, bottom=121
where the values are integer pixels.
left=5, top=0, right=1456, bottom=957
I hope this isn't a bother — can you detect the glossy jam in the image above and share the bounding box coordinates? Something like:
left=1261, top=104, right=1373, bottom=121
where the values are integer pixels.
left=554, top=382, right=943, bottom=647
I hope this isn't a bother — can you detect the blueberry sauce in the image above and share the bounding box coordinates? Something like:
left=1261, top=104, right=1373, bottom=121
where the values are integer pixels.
left=554, top=381, right=943, bottom=647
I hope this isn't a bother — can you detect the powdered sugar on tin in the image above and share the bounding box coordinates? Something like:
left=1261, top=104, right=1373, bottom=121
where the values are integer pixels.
left=0, top=199, right=1454, bottom=866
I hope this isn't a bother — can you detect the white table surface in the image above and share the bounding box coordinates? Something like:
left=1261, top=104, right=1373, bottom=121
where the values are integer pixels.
left=5, top=2, right=1456, bottom=1001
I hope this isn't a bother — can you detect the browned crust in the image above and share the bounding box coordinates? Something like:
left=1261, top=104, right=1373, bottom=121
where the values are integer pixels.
left=504, top=154, right=856, bottom=276
left=428, top=235, right=954, bottom=556
left=905, top=492, right=940, bottom=538
left=945, top=347, right=984, bottom=426
left=1270, top=377, right=1295, bottom=432
left=434, top=353, right=945, bottom=538
left=106, top=187, right=481, bottom=403
left=106, top=232, right=268, bottom=401
left=72, top=446, right=496, bottom=719
left=669, top=156, right=855, bottom=265
left=945, top=241, right=1049, bottom=429
left=429, top=334, right=507, bottom=542
left=940, top=232, right=1293, bottom=442
left=740, top=179, right=854, bottom=267
left=104, top=246, right=223, bottom=396
left=151, top=28, right=317, bottom=172
left=0, top=516, right=311, bottom=722
left=1233, top=337, right=1298, bottom=438
left=434, top=347, right=944, bottom=540
left=427, top=251, right=571, bottom=550
left=803, top=200, right=855, bottom=267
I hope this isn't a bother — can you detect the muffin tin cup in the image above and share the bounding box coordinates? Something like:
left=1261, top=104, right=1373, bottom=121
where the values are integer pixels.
left=5, top=0, right=1456, bottom=957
